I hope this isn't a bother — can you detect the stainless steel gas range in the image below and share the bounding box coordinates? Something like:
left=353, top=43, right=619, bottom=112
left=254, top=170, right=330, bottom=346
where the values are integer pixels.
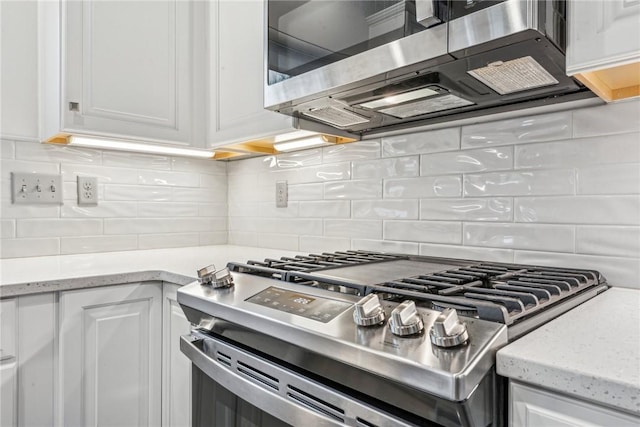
left=177, top=251, right=609, bottom=427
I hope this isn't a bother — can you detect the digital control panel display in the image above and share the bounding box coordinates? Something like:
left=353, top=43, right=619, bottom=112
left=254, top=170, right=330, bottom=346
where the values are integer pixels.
left=246, top=287, right=352, bottom=323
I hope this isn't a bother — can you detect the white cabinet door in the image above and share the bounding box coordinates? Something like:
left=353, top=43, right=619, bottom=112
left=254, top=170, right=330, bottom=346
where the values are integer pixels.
left=162, top=284, right=192, bottom=427
left=0, top=1, right=40, bottom=141
left=208, top=0, right=292, bottom=147
left=0, top=361, right=17, bottom=427
left=510, top=381, right=640, bottom=427
left=63, top=0, right=204, bottom=146
left=59, top=283, right=162, bottom=427
left=0, top=298, right=17, bottom=427
left=568, top=0, right=640, bottom=75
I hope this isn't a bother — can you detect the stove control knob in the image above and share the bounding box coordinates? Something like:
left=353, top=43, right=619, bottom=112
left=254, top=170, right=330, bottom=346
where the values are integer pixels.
left=353, top=294, right=386, bottom=326
left=389, top=300, right=424, bottom=336
left=197, top=264, right=234, bottom=289
left=429, top=308, right=469, bottom=348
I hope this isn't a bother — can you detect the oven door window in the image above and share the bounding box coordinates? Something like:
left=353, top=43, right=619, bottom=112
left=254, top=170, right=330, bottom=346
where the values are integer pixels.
left=267, top=0, right=447, bottom=85
left=192, top=365, right=291, bottom=427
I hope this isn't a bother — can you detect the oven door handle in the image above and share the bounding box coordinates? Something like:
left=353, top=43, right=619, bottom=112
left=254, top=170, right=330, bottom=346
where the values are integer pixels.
left=180, top=334, right=415, bottom=427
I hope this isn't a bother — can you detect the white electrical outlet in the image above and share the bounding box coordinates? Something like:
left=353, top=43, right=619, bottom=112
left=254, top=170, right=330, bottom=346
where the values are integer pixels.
left=77, top=176, right=98, bottom=205
left=276, top=180, right=288, bottom=208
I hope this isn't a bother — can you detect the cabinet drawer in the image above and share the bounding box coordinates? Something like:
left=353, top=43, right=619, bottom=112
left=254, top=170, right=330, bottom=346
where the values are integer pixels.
left=0, top=299, right=16, bottom=361
left=510, top=381, right=639, bottom=427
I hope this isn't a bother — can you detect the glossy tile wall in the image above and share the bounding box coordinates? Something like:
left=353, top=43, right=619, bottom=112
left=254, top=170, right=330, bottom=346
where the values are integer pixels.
left=227, top=100, right=640, bottom=288
left=0, top=141, right=228, bottom=257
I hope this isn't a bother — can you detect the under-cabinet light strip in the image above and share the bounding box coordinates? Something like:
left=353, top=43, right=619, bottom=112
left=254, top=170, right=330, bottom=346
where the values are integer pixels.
left=68, top=136, right=217, bottom=159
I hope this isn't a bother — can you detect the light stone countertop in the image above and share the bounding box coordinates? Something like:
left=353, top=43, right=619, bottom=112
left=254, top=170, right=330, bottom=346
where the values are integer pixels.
left=497, top=287, right=640, bottom=415
left=0, top=245, right=301, bottom=297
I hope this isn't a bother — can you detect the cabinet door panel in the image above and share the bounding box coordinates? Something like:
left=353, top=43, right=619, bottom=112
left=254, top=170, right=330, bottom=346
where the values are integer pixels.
left=60, top=283, right=162, bottom=427
left=0, top=361, right=17, bottom=427
left=209, top=0, right=291, bottom=146
left=162, top=284, right=192, bottom=427
left=568, top=0, right=640, bottom=73
left=64, top=0, right=192, bottom=144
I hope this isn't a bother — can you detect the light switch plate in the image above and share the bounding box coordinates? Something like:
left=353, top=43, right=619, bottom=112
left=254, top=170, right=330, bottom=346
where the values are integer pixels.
left=276, top=180, right=288, bottom=208
left=11, top=172, right=63, bottom=204
left=77, top=176, right=98, bottom=205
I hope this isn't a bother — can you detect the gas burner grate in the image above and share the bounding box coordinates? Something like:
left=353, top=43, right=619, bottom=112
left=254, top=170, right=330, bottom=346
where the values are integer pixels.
left=227, top=250, right=406, bottom=281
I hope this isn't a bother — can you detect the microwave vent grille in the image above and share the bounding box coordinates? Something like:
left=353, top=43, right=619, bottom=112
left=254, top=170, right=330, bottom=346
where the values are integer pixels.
left=302, top=106, right=370, bottom=128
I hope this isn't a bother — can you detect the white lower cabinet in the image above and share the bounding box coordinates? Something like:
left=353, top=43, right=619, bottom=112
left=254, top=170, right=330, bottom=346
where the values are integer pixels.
left=162, top=284, right=192, bottom=427
left=510, top=381, right=640, bottom=427
left=59, top=283, right=162, bottom=427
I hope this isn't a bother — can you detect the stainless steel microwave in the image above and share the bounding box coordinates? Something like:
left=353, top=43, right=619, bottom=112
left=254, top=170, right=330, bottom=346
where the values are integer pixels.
left=264, top=0, right=595, bottom=136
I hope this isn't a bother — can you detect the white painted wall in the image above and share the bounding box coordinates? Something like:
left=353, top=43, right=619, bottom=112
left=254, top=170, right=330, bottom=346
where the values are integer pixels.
left=227, top=99, right=640, bottom=288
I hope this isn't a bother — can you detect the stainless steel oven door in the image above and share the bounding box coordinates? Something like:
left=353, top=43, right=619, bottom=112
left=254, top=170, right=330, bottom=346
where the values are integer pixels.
left=181, top=334, right=419, bottom=427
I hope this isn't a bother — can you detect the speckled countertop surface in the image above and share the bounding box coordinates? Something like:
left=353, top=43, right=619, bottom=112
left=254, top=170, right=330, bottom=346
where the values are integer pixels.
left=497, top=287, right=640, bottom=415
left=0, top=245, right=300, bottom=297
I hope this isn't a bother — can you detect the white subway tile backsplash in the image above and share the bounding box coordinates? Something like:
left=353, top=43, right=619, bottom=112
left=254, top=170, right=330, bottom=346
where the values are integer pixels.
left=382, top=128, right=460, bottom=157
left=199, top=232, right=227, bottom=245
left=138, top=170, right=200, bottom=187
left=105, top=185, right=172, bottom=201
left=198, top=203, right=228, bottom=217
left=1, top=141, right=15, bottom=159
left=299, top=200, right=350, bottom=218
left=229, top=217, right=261, bottom=233
left=17, top=218, right=102, bottom=237
left=1, top=203, right=60, bottom=219
left=104, top=218, right=212, bottom=235
left=171, top=157, right=226, bottom=175
left=464, top=223, right=574, bottom=252
left=1, top=238, right=59, bottom=258
left=228, top=202, right=258, bottom=218
left=576, top=226, right=640, bottom=258
left=273, top=218, right=323, bottom=235
left=299, top=236, right=350, bottom=253
left=515, top=196, right=640, bottom=225
left=288, top=183, right=324, bottom=201
left=15, top=142, right=102, bottom=164
left=420, top=198, right=512, bottom=221
left=61, top=164, right=139, bottom=184
left=257, top=233, right=299, bottom=251
left=419, top=243, right=513, bottom=263
left=324, top=180, right=382, bottom=199
left=352, top=200, right=419, bottom=220
left=464, top=169, right=575, bottom=197
left=2, top=159, right=60, bottom=181
left=351, top=239, right=420, bottom=255
left=262, top=162, right=350, bottom=185
left=384, top=220, right=461, bottom=244
left=61, top=202, right=137, bottom=218
left=384, top=176, right=462, bottom=198
left=351, top=156, right=419, bottom=180
left=514, top=251, right=640, bottom=288
left=61, top=235, right=138, bottom=255
left=577, top=164, right=640, bottom=195
left=1, top=220, right=16, bottom=238
left=256, top=202, right=300, bottom=218
left=228, top=231, right=258, bottom=247
left=461, top=111, right=572, bottom=148
left=573, top=99, right=640, bottom=138
left=102, top=151, right=171, bottom=170
left=264, top=148, right=323, bottom=169
left=322, top=140, right=380, bottom=161
left=421, top=147, right=513, bottom=175
left=200, top=174, right=229, bottom=192
left=172, top=187, right=218, bottom=203
left=138, top=233, right=199, bottom=250
left=325, top=219, right=381, bottom=239
left=137, top=202, right=198, bottom=217
left=515, top=133, right=640, bottom=169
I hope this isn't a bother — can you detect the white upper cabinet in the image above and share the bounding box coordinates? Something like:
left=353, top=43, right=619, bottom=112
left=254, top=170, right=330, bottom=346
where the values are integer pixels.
left=0, top=1, right=40, bottom=141
left=45, top=0, right=206, bottom=146
left=207, top=0, right=292, bottom=148
left=567, top=0, right=640, bottom=101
